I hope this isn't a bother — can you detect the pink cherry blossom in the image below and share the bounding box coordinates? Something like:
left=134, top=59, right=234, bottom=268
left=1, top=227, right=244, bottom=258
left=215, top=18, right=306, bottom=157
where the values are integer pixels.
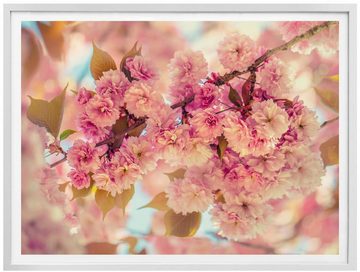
left=67, top=139, right=99, bottom=172
left=211, top=200, right=270, bottom=241
left=124, top=82, right=164, bottom=119
left=246, top=150, right=286, bottom=178
left=125, top=55, right=158, bottom=81
left=192, top=82, right=220, bottom=110
left=85, top=94, right=120, bottom=127
left=95, top=69, right=130, bottom=106
left=68, top=169, right=91, bottom=190
left=168, top=49, right=208, bottom=84
left=77, top=112, right=110, bottom=142
left=217, top=32, right=257, bottom=71
left=292, top=108, right=320, bottom=140
left=190, top=109, right=223, bottom=141
left=251, top=99, right=290, bottom=139
left=258, top=57, right=293, bottom=98
left=166, top=177, right=213, bottom=215
left=223, top=111, right=252, bottom=156
left=76, top=87, right=93, bottom=105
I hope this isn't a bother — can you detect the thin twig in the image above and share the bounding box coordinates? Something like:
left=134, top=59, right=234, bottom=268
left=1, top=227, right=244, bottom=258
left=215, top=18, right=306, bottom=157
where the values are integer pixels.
left=320, top=116, right=339, bottom=128
left=216, top=21, right=337, bottom=85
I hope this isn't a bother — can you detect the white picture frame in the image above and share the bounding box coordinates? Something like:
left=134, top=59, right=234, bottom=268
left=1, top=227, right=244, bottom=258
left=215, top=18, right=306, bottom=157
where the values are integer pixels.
left=3, top=3, right=357, bottom=270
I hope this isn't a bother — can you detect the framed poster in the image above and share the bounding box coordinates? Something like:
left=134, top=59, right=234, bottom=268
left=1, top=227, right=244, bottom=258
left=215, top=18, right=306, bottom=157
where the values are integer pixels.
left=3, top=3, right=357, bottom=270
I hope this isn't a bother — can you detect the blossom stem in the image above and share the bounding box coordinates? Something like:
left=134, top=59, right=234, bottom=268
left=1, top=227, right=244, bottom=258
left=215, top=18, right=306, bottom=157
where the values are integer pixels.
left=216, top=21, right=337, bottom=85
left=320, top=116, right=339, bottom=128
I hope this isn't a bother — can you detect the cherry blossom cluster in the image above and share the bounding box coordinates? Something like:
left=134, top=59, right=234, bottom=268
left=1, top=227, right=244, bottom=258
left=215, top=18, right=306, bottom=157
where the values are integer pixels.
left=65, top=30, right=325, bottom=241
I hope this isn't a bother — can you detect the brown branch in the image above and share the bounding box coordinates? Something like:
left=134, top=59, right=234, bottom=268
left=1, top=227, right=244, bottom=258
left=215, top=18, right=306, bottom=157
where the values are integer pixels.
left=320, top=116, right=339, bottom=128
left=216, top=21, right=337, bottom=85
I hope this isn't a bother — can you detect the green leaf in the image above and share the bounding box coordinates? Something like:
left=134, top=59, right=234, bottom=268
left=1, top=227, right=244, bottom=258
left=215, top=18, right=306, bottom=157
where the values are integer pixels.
left=59, top=129, right=76, bottom=141
left=164, top=210, right=201, bottom=237
left=90, top=42, right=117, bottom=80
left=320, top=135, right=339, bottom=166
left=95, top=189, right=115, bottom=219
left=228, top=85, right=242, bottom=107
left=217, top=135, right=228, bottom=160
left=165, top=168, right=186, bottom=182
left=139, top=192, right=169, bottom=211
left=115, top=185, right=135, bottom=214
left=27, top=85, right=67, bottom=138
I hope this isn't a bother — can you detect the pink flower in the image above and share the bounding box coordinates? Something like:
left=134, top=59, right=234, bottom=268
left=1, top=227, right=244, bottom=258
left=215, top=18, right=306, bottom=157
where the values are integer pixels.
left=211, top=200, right=270, bottom=241
left=67, top=139, right=99, bottom=172
left=166, top=177, right=213, bottom=215
left=169, top=82, right=200, bottom=105
left=95, top=69, right=130, bottom=106
left=168, top=49, right=208, bottom=84
left=124, top=136, right=158, bottom=173
left=223, top=111, right=252, bottom=156
left=85, top=94, right=120, bottom=127
left=125, top=56, right=158, bottom=81
left=251, top=99, right=290, bottom=139
left=219, top=163, right=267, bottom=202
left=77, top=112, right=110, bottom=142
left=190, top=109, right=223, bottom=141
left=246, top=150, right=286, bottom=178
left=292, top=108, right=320, bottom=140
left=68, top=169, right=91, bottom=190
left=99, top=150, right=142, bottom=195
left=258, top=57, right=293, bottom=98
left=152, top=124, right=190, bottom=166
left=217, top=33, right=257, bottom=71
left=124, top=82, right=164, bottom=119
left=39, top=166, right=66, bottom=205
left=76, top=87, right=93, bottom=105
left=192, top=82, right=219, bottom=109
left=183, top=137, right=213, bottom=167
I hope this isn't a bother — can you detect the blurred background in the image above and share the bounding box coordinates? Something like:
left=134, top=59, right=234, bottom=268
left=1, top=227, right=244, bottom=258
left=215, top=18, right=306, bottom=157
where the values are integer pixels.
left=21, top=21, right=339, bottom=254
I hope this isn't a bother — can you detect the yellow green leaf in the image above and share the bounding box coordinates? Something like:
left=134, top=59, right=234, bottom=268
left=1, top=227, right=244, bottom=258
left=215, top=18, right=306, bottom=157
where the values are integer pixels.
left=27, top=85, right=67, bottom=138
left=90, top=42, right=117, bottom=80
left=165, top=168, right=186, bottom=182
left=320, top=135, right=339, bottom=166
left=164, top=210, right=201, bottom=237
left=139, top=192, right=169, bottom=211
left=59, top=129, right=76, bottom=141
left=95, top=189, right=115, bottom=219
left=85, top=242, right=118, bottom=254
left=326, top=74, right=339, bottom=82
left=217, top=135, right=228, bottom=160
left=115, top=185, right=135, bottom=214
left=315, top=88, right=339, bottom=113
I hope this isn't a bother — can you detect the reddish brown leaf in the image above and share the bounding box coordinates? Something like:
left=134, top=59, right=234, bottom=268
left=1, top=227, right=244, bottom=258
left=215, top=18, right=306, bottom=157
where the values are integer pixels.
left=85, top=242, right=117, bottom=254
